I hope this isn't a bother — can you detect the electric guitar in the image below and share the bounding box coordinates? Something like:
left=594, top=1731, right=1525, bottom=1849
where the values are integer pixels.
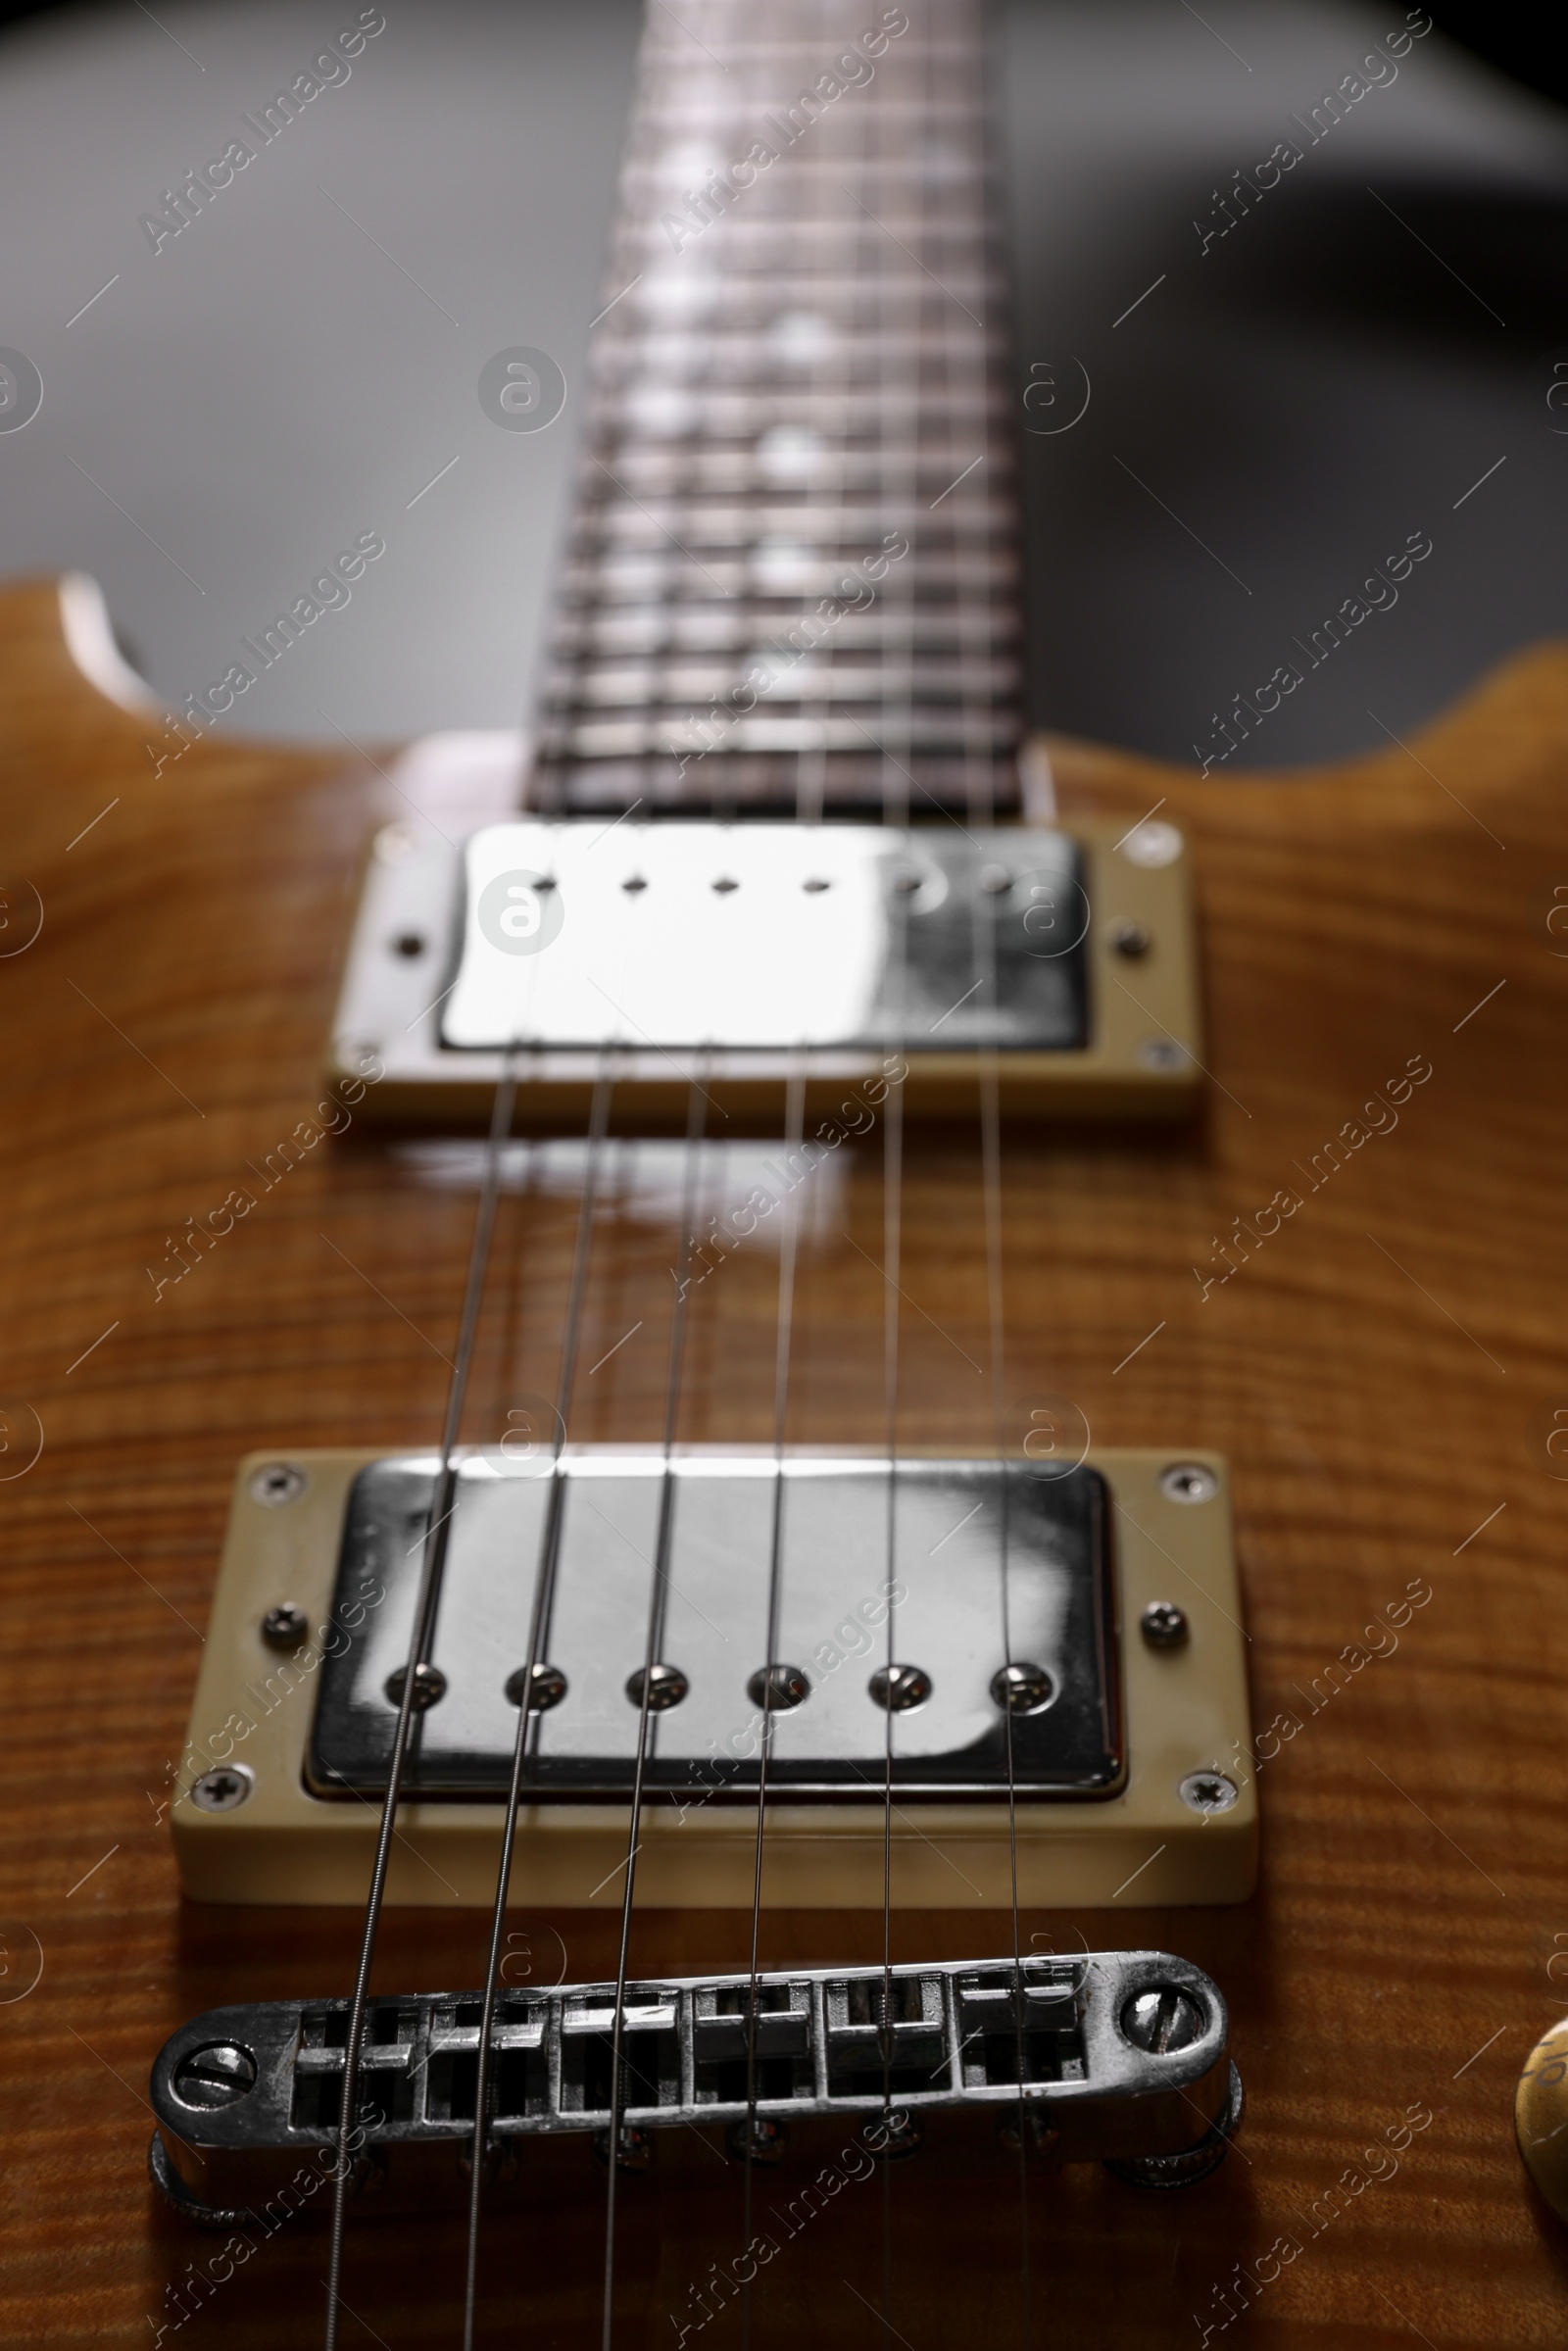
left=4, top=3, right=1566, bottom=2346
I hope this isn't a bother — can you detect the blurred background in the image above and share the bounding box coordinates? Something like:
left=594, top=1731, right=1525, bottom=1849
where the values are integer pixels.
left=0, top=0, right=1561, bottom=767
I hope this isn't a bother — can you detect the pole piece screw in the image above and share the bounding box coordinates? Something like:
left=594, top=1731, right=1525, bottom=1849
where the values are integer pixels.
left=506, top=1661, right=567, bottom=1711
left=747, top=1662, right=809, bottom=1711
left=626, top=1662, right=688, bottom=1712
left=869, top=1663, right=931, bottom=1712
left=990, top=1661, right=1055, bottom=1714
left=385, top=1662, right=447, bottom=1711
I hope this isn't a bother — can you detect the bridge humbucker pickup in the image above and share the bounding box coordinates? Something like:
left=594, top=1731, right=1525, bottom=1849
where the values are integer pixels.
left=148, top=1952, right=1242, bottom=2221
left=326, top=812, right=1201, bottom=1128
left=172, top=1445, right=1254, bottom=1908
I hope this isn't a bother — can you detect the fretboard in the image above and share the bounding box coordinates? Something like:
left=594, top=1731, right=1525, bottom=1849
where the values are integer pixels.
left=528, top=0, right=1022, bottom=822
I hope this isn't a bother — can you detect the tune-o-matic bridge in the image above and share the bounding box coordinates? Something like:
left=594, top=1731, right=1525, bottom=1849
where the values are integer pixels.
left=149, top=1952, right=1243, bottom=2221
left=327, top=810, right=1201, bottom=1127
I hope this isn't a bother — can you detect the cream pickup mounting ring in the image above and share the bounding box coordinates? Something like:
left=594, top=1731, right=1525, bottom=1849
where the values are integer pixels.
left=327, top=815, right=1202, bottom=1128
left=172, top=1447, right=1253, bottom=1910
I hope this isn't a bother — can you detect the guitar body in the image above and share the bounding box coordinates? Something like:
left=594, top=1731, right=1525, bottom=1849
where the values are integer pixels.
left=6, top=574, right=1568, bottom=2343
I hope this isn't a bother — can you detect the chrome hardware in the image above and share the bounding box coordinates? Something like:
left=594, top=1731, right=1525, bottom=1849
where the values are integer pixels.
left=1178, top=1771, right=1239, bottom=1815
left=190, top=1766, right=253, bottom=1814
left=248, top=1462, right=306, bottom=1507
left=150, top=1952, right=1239, bottom=2187
left=172, top=2044, right=257, bottom=2109
left=626, top=1662, right=689, bottom=1711
left=1159, top=1462, right=1218, bottom=1504
left=385, top=1663, right=447, bottom=1712
left=1139, top=1601, right=1189, bottom=1648
left=436, top=822, right=1086, bottom=1055
left=306, top=1454, right=1119, bottom=1802
left=990, top=1661, right=1055, bottom=1714
left=261, top=1602, right=309, bottom=1648
left=505, top=1661, right=567, bottom=1710
left=746, top=1662, right=809, bottom=1711
left=868, top=1663, right=932, bottom=1713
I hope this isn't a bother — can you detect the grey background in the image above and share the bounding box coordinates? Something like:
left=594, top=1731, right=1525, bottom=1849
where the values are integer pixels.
left=0, top=0, right=1563, bottom=767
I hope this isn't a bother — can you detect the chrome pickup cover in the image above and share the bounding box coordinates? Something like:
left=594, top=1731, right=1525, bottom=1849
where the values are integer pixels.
left=150, top=1952, right=1230, bottom=2163
left=438, top=821, right=1086, bottom=1053
left=305, top=1455, right=1120, bottom=1801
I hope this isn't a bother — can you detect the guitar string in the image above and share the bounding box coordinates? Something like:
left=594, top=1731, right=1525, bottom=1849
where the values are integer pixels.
left=875, top=3, right=928, bottom=2328
left=321, top=1040, right=519, bottom=2351
left=601, top=1065, right=710, bottom=2351
left=948, top=0, right=1035, bottom=2316
left=736, top=0, right=851, bottom=2298
left=737, top=1059, right=807, bottom=2351
left=461, top=1049, right=617, bottom=2351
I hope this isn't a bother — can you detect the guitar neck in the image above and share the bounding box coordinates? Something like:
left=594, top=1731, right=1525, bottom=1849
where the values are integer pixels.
left=528, top=0, right=1023, bottom=823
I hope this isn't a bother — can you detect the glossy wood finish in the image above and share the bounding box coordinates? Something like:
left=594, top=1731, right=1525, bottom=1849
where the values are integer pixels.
left=4, top=576, right=1568, bottom=2344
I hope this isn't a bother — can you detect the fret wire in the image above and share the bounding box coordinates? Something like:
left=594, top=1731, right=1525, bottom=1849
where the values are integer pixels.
left=461, top=1052, right=617, bottom=2351
left=601, top=1067, right=710, bottom=2351
left=321, top=1046, right=520, bottom=2351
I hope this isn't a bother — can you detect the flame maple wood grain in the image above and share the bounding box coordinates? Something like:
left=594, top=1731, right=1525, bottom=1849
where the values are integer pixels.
left=3, top=578, right=1568, bottom=2345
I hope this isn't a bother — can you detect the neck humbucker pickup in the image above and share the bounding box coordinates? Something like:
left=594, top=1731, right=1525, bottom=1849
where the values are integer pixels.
left=149, top=1951, right=1242, bottom=2219
left=327, top=813, right=1200, bottom=1127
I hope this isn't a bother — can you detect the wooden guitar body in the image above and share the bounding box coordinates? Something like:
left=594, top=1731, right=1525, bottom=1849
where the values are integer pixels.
left=5, top=575, right=1567, bottom=2344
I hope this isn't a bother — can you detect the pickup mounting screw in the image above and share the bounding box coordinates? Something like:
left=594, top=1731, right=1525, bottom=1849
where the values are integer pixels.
left=1179, top=1770, right=1239, bottom=1815
left=621, top=875, right=648, bottom=893
left=803, top=876, right=831, bottom=893
left=191, top=1766, right=253, bottom=1814
left=506, top=1661, right=567, bottom=1711
left=990, top=1661, right=1055, bottom=1714
left=249, top=1462, right=306, bottom=1507
left=711, top=876, right=740, bottom=894
left=1120, top=1985, right=1205, bottom=2054
left=747, top=1662, right=809, bottom=1711
left=1159, top=1462, right=1217, bottom=1504
left=1110, top=919, right=1152, bottom=957
left=172, top=2043, right=258, bottom=2109
left=1140, top=1601, right=1189, bottom=1649
left=626, top=1662, right=688, bottom=1711
left=869, top=1663, right=931, bottom=1712
left=385, top=1662, right=447, bottom=1711
left=262, top=1602, right=309, bottom=1649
